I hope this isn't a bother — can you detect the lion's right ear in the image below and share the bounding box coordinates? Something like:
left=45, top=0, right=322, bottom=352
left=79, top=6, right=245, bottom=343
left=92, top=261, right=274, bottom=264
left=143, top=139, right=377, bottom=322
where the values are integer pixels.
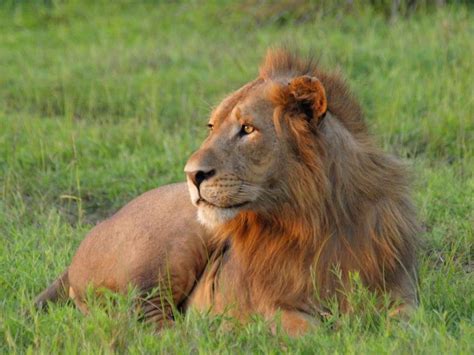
left=288, top=75, right=327, bottom=123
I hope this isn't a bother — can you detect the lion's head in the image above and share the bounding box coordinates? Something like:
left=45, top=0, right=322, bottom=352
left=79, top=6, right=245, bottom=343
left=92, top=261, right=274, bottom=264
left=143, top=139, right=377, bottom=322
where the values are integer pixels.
left=185, top=49, right=363, bottom=230
left=185, top=53, right=334, bottom=226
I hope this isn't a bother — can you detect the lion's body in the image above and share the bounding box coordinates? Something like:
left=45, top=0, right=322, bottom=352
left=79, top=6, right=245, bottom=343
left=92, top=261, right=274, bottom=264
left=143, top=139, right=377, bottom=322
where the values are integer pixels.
left=36, top=49, right=420, bottom=336
left=36, top=183, right=213, bottom=325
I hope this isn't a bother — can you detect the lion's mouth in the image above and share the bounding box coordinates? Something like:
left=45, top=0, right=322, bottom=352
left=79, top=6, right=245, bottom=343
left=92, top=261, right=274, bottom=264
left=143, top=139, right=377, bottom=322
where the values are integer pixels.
left=197, top=198, right=249, bottom=209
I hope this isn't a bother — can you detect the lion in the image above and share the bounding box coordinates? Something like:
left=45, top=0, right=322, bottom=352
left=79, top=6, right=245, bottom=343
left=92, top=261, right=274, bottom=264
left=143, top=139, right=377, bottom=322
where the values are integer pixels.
left=35, top=49, right=420, bottom=336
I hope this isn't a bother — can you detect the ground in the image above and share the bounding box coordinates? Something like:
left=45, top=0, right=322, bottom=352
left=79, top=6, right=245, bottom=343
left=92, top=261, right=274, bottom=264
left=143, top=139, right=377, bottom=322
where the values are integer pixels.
left=0, top=1, right=472, bottom=353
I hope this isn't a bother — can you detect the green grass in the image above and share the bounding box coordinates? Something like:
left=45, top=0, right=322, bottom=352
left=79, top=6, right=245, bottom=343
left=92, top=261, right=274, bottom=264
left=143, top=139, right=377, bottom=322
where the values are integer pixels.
left=1, top=1, right=473, bottom=353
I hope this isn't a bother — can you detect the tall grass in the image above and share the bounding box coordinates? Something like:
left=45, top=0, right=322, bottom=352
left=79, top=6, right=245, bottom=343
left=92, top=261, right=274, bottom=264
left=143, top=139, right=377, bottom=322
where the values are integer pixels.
left=0, top=1, right=472, bottom=353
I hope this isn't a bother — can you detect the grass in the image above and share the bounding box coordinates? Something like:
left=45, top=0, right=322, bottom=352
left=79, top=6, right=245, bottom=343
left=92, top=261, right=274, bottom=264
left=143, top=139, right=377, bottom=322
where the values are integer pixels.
left=0, top=1, right=473, bottom=353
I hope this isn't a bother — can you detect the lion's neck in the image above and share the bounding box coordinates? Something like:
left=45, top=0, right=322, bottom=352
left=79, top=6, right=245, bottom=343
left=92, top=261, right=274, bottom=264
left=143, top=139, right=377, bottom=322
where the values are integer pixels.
left=217, top=209, right=322, bottom=309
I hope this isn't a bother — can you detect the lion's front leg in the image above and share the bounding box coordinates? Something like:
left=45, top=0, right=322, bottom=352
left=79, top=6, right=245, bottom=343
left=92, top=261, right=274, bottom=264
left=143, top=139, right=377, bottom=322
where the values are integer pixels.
left=137, top=236, right=214, bottom=330
left=271, top=310, right=319, bottom=337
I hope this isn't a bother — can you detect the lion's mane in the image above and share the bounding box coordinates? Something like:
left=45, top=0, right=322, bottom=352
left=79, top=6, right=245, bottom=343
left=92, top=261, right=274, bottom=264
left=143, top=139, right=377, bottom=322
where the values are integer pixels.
left=214, top=50, right=420, bottom=311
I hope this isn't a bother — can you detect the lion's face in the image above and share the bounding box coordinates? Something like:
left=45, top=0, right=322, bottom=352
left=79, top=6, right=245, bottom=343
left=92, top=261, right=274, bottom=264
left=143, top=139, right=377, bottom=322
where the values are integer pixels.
left=184, top=75, right=327, bottom=228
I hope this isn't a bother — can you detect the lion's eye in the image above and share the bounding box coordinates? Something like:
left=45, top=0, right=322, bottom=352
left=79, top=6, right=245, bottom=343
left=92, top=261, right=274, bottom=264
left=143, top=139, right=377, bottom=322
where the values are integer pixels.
left=242, top=124, right=255, bottom=135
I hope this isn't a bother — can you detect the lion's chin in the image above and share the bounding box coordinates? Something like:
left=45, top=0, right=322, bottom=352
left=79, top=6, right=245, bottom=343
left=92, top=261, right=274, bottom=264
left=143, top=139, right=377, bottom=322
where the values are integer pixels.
left=196, top=205, right=240, bottom=229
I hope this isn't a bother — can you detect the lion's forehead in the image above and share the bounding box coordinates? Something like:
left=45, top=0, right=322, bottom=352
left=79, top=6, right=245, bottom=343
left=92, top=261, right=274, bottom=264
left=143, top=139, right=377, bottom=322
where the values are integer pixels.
left=239, top=93, right=274, bottom=117
left=211, top=78, right=270, bottom=126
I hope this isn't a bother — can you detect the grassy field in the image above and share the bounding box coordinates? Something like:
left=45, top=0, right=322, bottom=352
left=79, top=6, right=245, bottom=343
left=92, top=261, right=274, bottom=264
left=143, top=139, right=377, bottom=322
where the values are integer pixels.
left=1, top=1, right=473, bottom=353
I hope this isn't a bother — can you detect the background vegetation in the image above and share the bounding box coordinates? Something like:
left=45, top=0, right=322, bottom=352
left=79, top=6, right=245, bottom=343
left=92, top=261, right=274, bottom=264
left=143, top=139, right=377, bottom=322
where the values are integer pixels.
left=1, top=0, right=472, bottom=353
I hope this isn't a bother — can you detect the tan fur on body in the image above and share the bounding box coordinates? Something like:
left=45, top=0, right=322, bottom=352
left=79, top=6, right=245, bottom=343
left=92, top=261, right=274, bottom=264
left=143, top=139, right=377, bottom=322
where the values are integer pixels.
left=36, top=49, right=419, bottom=336
left=35, top=183, right=213, bottom=326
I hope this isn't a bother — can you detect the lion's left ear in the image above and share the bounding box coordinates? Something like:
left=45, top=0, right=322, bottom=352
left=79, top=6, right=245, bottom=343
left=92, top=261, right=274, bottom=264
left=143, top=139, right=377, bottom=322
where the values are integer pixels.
left=288, top=75, right=327, bottom=122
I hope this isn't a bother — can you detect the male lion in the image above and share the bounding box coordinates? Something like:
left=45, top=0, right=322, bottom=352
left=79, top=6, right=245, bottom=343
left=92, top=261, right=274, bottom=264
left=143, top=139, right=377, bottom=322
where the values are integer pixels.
left=35, top=49, right=420, bottom=336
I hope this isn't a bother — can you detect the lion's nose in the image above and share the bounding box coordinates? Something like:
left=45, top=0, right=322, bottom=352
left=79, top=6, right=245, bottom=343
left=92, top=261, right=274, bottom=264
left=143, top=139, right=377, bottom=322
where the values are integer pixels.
left=186, top=169, right=216, bottom=189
